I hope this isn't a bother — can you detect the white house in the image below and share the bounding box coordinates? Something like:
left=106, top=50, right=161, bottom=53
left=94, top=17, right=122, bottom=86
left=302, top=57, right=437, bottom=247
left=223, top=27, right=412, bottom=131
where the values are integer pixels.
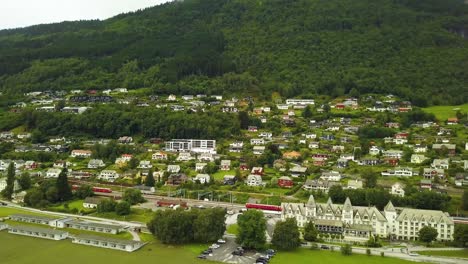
left=46, top=168, right=62, bottom=178
left=253, top=146, right=265, bottom=155
left=246, top=175, right=263, bottom=187
left=177, top=152, right=193, bottom=161
left=152, top=152, right=168, bottom=160
left=410, top=154, right=427, bottom=164
left=220, top=160, right=231, bottom=171
left=432, top=159, right=450, bottom=169
left=98, top=170, right=120, bottom=182
left=138, top=160, right=153, bottom=169
left=167, top=165, right=181, bottom=173
left=391, top=183, right=405, bottom=197
left=195, top=163, right=207, bottom=172
left=198, top=153, right=214, bottom=162
left=320, top=171, right=342, bottom=182
left=194, top=174, right=211, bottom=184
left=381, top=167, right=415, bottom=177
left=250, top=138, right=265, bottom=145
left=70, top=150, right=92, bottom=158
left=88, top=159, right=105, bottom=169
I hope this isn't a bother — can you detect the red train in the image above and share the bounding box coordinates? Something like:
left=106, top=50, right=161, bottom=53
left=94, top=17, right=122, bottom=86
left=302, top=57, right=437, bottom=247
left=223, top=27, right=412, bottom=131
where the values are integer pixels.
left=245, top=203, right=282, bottom=212
left=71, top=185, right=113, bottom=194
left=156, top=199, right=188, bottom=208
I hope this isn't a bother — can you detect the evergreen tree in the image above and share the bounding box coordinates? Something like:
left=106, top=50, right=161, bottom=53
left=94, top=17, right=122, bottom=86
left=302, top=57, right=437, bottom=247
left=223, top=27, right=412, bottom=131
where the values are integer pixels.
left=56, top=168, right=72, bottom=202
left=18, top=172, right=31, bottom=190
left=462, top=190, right=468, bottom=211
left=1, top=163, right=15, bottom=199
left=145, top=169, right=155, bottom=187
left=272, top=218, right=301, bottom=250
left=303, top=221, right=318, bottom=242
left=302, top=105, right=312, bottom=118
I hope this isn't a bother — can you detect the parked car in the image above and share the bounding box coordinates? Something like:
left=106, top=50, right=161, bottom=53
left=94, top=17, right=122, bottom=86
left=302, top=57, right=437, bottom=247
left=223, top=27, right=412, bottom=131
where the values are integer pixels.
left=409, top=253, right=419, bottom=257
left=210, top=243, right=220, bottom=249
left=255, top=257, right=269, bottom=264
left=266, top=249, right=276, bottom=256
left=320, top=245, right=330, bottom=250
left=217, top=239, right=226, bottom=244
left=202, top=249, right=213, bottom=255
left=197, top=254, right=207, bottom=259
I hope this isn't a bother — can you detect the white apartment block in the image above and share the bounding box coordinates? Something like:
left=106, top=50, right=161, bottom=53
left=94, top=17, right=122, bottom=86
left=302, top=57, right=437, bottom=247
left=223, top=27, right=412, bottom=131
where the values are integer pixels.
left=165, top=139, right=216, bottom=154
left=281, top=196, right=454, bottom=243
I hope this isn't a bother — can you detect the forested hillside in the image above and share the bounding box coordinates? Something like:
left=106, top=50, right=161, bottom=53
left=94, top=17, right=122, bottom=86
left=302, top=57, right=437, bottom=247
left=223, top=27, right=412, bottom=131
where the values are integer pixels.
left=0, top=0, right=467, bottom=105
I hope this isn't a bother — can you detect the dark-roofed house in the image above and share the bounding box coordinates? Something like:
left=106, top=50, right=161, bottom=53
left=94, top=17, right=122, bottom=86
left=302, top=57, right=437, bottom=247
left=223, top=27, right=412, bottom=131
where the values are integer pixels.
left=72, top=234, right=145, bottom=252
left=8, top=225, right=68, bottom=240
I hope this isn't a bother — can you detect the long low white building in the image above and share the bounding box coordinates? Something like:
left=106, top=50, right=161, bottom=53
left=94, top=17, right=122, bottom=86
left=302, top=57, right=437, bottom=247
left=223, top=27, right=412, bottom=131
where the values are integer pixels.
left=72, top=234, right=145, bottom=252
left=8, top=225, right=68, bottom=240
left=0, top=222, right=8, bottom=231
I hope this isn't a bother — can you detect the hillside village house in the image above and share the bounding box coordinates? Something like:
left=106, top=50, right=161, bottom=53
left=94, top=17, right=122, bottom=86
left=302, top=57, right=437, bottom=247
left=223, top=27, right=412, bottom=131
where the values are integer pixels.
left=290, top=166, right=307, bottom=177
left=432, top=159, right=450, bottom=169
left=198, top=153, right=214, bottom=162
left=391, top=183, right=405, bottom=197
left=229, top=142, right=243, bottom=152
left=320, top=171, right=342, bottom=181
left=167, top=165, right=181, bottom=173
left=432, top=144, right=456, bottom=156
left=195, top=163, right=207, bottom=172
left=423, top=168, right=445, bottom=180
left=177, top=152, right=193, bottom=161
left=303, top=179, right=336, bottom=193
left=253, top=146, right=266, bottom=155
left=281, top=196, right=454, bottom=242
left=250, top=138, right=265, bottom=145
left=71, top=150, right=92, bottom=158
left=220, top=160, right=231, bottom=171
left=138, top=160, right=152, bottom=169
left=251, top=167, right=264, bottom=175
left=194, top=174, right=210, bottom=184
left=152, top=151, right=168, bottom=160
left=246, top=175, right=263, bottom=187
left=167, top=173, right=188, bottom=185
left=223, top=175, right=236, bottom=185
left=410, top=154, right=427, bottom=164
left=88, top=159, right=105, bottom=169
left=98, top=170, right=119, bottom=182
left=278, top=176, right=293, bottom=188
left=46, top=168, right=62, bottom=178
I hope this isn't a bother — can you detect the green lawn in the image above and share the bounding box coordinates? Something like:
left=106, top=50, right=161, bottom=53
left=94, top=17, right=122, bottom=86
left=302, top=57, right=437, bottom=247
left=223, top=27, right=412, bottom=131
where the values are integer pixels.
left=422, top=104, right=468, bottom=121
left=0, top=207, right=49, bottom=218
left=226, top=224, right=238, bottom=236
left=418, top=249, right=468, bottom=259
left=91, top=208, right=154, bottom=223
left=270, top=249, right=423, bottom=264
left=0, top=232, right=210, bottom=264
left=211, top=170, right=236, bottom=181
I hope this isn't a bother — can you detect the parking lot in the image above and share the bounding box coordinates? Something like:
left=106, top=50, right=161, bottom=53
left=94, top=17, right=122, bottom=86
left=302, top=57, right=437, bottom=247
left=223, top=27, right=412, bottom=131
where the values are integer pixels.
left=203, top=236, right=264, bottom=264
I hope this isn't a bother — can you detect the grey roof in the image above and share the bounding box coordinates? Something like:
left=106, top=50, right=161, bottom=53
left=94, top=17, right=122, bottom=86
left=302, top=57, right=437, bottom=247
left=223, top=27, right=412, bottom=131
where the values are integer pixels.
left=74, top=234, right=143, bottom=246
left=10, top=214, right=61, bottom=222
left=396, top=208, right=453, bottom=224
left=67, top=220, right=123, bottom=230
left=9, top=225, right=68, bottom=235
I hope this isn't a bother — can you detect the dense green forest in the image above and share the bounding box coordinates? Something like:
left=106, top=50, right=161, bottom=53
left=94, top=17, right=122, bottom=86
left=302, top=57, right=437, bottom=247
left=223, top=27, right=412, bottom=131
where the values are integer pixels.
left=0, top=0, right=467, bottom=105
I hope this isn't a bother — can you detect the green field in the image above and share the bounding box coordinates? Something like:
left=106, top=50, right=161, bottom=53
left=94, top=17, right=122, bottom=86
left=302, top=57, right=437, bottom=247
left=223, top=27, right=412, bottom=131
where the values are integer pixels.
left=422, top=104, right=468, bottom=121
left=270, top=249, right=423, bottom=264
left=226, top=224, right=238, bottom=235
left=0, top=232, right=208, bottom=264
left=418, top=249, right=468, bottom=259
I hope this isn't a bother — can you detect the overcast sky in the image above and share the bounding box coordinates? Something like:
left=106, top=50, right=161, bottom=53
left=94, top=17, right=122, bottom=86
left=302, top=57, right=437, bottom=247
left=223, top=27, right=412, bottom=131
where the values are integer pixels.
left=0, top=0, right=170, bottom=30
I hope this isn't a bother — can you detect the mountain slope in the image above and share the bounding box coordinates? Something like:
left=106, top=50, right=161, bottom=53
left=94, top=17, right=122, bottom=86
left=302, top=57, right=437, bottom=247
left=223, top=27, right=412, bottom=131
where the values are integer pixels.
left=0, top=0, right=467, bottom=105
